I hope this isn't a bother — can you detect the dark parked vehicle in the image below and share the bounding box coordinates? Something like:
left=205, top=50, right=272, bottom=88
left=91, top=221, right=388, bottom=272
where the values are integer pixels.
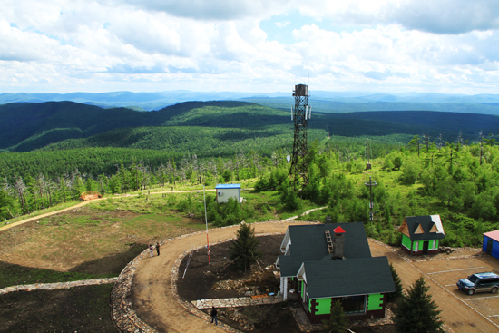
left=456, top=272, right=499, bottom=295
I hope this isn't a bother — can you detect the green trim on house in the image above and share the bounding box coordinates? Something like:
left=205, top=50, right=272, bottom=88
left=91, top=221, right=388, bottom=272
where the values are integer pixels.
left=315, top=298, right=332, bottom=315
left=402, top=234, right=412, bottom=249
left=367, top=293, right=384, bottom=311
left=403, top=238, right=439, bottom=252
left=301, top=280, right=305, bottom=300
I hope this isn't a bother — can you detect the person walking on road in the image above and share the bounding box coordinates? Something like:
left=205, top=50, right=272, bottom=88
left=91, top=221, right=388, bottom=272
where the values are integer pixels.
left=156, top=242, right=161, bottom=256
left=149, top=244, right=154, bottom=257
left=210, top=306, right=218, bottom=325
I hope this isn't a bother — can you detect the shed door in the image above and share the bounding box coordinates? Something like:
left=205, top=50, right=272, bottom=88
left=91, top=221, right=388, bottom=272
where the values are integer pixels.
left=486, top=239, right=494, bottom=255
left=423, top=241, right=429, bottom=254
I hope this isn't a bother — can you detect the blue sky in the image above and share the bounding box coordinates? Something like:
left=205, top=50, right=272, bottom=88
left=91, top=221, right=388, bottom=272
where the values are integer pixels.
left=1, top=0, right=498, bottom=94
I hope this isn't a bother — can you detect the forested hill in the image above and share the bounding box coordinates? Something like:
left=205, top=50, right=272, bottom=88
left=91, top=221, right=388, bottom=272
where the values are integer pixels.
left=0, top=101, right=257, bottom=152
left=3, top=100, right=499, bottom=153
left=322, top=111, right=499, bottom=137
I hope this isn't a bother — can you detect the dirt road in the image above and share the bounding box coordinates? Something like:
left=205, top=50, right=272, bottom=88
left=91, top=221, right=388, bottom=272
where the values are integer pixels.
left=0, top=201, right=92, bottom=232
left=132, top=221, right=301, bottom=333
left=132, top=222, right=499, bottom=333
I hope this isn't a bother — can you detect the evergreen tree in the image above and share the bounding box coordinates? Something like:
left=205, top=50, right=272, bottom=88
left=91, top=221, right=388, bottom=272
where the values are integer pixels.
left=229, top=222, right=261, bottom=273
left=322, top=300, right=348, bottom=333
left=0, top=188, right=18, bottom=220
left=387, top=263, right=403, bottom=301
left=395, top=277, right=444, bottom=333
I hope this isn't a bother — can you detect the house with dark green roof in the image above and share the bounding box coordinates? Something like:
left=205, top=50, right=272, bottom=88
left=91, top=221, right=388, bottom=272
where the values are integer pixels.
left=398, top=215, right=445, bottom=255
left=276, top=223, right=395, bottom=323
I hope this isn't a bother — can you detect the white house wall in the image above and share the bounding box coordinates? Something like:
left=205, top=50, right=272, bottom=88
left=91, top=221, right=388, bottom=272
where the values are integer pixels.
left=217, top=188, right=240, bottom=203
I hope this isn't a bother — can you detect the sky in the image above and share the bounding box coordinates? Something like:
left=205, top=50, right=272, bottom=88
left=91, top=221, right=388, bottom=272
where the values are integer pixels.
left=1, top=0, right=499, bottom=94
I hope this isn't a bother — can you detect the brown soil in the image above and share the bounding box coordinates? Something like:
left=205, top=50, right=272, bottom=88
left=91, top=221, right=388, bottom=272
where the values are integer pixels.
left=0, top=206, right=198, bottom=271
left=0, top=284, right=116, bottom=333
left=177, top=235, right=282, bottom=301
left=176, top=235, right=297, bottom=332
left=0, top=201, right=199, bottom=333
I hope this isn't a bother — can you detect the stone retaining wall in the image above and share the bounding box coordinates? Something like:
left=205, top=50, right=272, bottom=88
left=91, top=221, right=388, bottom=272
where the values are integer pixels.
left=0, top=278, right=118, bottom=296
left=193, top=295, right=282, bottom=309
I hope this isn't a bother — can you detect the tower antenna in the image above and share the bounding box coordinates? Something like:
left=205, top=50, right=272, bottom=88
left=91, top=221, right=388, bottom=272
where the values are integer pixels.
left=289, top=84, right=310, bottom=191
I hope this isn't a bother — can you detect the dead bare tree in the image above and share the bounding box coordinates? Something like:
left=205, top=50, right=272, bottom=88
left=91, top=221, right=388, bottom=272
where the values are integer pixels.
left=13, top=177, right=28, bottom=214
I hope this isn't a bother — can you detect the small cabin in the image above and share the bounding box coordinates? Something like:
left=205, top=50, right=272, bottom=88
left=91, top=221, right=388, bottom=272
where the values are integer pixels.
left=215, top=183, right=241, bottom=203
left=276, top=223, right=395, bottom=323
left=398, top=215, right=445, bottom=255
left=483, top=230, right=499, bottom=260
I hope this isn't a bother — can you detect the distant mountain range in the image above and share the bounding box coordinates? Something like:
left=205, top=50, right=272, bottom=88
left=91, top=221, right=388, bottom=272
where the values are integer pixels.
left=2, top=101, right=499, bottom=153
left=2, top=91, right=499, bottom=113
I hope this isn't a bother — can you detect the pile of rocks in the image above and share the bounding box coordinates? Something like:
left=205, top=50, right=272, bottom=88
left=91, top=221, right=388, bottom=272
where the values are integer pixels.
left=213, top=279, right=245, bottom=291
left=351, top=304, right=395, bottom=328
left=223, top=308, right=256, bottom=331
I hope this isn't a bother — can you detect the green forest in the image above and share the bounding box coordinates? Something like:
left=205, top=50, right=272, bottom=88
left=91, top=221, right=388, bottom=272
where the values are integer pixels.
left=1, top=101, right=499, bottom=251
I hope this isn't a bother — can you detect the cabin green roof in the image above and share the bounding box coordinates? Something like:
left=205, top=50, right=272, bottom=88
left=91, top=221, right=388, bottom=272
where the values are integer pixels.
left=403, top=215, right=445, bottom=241
left=278, top=222, right=371, bottom=278
left=302, top=257, right=396, bottom=299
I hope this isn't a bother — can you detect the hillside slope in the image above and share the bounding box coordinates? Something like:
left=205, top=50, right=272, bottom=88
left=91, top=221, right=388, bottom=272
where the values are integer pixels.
left=0, top=101, right=251, bottom=151
left=2, top=101, right=499, bottom=153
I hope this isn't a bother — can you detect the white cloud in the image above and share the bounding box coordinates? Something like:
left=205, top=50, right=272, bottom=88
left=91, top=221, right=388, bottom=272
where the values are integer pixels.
left=0, top=0, right=498, bottom=93
left=275, top=21, right=290, bottom=28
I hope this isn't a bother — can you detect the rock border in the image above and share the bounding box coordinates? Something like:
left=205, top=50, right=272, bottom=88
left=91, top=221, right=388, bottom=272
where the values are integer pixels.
left=0, top=278, right=118, bottom=296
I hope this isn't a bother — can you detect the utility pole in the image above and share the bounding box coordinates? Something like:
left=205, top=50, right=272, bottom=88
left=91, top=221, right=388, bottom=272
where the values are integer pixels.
left=365, top=176, right=377, bottom=221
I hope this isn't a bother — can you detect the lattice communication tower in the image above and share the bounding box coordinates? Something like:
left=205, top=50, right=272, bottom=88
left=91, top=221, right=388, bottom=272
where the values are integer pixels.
left=289, top=84, right=311, bottom=190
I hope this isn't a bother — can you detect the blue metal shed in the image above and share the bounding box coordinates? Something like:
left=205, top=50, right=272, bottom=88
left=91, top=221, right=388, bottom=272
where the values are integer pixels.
left=483, top=230, right=499, bottom=260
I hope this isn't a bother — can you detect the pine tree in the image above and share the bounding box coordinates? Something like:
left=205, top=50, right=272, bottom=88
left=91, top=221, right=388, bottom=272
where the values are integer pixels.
left=322, top=300, right=348, bottom=333
left=395, top=277, right=444, bottom=333
left=387, top=263, right=403, bottom=301
left=229, top=222, right=261, bottom=273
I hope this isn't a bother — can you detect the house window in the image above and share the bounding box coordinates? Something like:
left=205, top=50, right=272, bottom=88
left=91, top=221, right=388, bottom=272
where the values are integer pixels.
left=341, top=295, right=366, bottom=314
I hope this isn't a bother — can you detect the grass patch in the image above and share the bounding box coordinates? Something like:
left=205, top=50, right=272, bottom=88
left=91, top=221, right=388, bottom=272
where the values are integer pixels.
left=0, top=262, right=115, bottom=289
left=2, top=201, right=80, bottom=226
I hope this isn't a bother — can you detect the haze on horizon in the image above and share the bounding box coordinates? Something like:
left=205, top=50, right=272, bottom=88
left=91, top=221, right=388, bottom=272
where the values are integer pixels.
left=1, top=0, right=498, bottom=95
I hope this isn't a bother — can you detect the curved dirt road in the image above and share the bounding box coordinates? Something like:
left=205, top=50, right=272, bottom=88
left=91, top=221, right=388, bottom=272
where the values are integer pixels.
left=131, top=221, right=303, bottom=333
